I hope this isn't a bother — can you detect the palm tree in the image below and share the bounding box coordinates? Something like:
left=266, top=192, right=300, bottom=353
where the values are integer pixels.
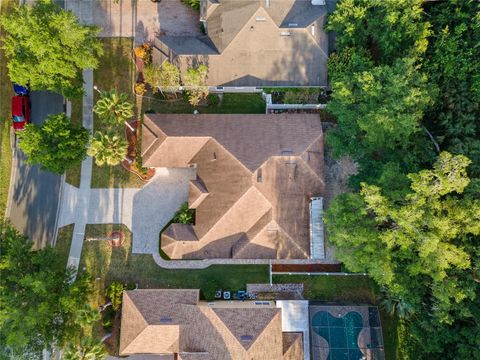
left=93, top=89, right=134, bottom=129
left=87, top=131, right=128, bottom=167
left=380, top=291, right=414, bottom=319
left=63, top=336, right=106, bottom=360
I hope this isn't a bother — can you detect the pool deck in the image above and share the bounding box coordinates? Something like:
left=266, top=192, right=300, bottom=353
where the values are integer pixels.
left=277, top=300, right=310, bottom=360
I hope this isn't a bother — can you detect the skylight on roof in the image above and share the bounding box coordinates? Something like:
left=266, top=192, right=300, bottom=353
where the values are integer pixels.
left=240, top=335, right=253, bottom=341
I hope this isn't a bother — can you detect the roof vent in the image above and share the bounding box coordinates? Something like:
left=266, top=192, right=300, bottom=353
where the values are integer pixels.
left=281, top=149, right=293, bottom=156
left=311, top=0, right=326, bottom=4
left=256, top=16, right=266, bottom=22
left=265, top=0, right=270, bottom=8
left=160, top=316, right=173, bottom=323
left=288, top=23, right=298, bottom=27
left=240, top=335, right=253, bottom=341
left=280, top=31, right=291, bottom=36
left=257, top=168, right=263, bottom=182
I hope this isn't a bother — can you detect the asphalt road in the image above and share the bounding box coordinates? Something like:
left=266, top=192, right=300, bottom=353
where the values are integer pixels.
left=8, top=91, right=64, bottom=249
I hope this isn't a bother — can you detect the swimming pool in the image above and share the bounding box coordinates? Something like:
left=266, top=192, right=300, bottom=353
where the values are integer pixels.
left=310, top=306, right=384, bottom=360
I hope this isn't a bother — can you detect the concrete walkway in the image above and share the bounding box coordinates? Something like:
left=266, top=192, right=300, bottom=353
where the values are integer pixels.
left=64, top=1, right=94, bottom=274
left=277, top=300, right=311, bottom=360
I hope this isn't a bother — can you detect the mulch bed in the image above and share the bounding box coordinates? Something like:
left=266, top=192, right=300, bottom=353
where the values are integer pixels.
left=272, top=263, right=342, bottom=273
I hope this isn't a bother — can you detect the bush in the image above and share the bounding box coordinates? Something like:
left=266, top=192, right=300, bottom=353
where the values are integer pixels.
left=207, top=94, right=220, bottom=107
left=182, top=0, right=200, bottom=11
left=172, top=202, right=195, bottom=224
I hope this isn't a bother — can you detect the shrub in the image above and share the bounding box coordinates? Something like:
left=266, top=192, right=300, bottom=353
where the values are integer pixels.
left=207, top=94, right=220, bottom=107
left=173, top=202, right=195, bottom=224
left=181, top=0, right=200, bottom=11
left=106, top=282, right=125, bottom=311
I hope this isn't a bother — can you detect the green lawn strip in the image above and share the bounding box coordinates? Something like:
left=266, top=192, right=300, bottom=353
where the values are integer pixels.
left=379, top=309, right=401, bottom=360
left=55, top=224, right=74, bottom=268
left=79, top=224, right=269, bottom=306
left=0, top=0, right=16, bottom=217
left=273, top=274, right=377, bottom=303
left=91, top=37, right=143, bottom=188
left=141, top=93, right=266, bottom=114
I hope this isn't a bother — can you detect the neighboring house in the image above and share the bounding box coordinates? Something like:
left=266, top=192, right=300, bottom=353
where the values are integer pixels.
left=153, top=0, right=329, bottom=88
left=141, top=114, right=325, bottom=260
left=119, top=289, right=304, bottom=359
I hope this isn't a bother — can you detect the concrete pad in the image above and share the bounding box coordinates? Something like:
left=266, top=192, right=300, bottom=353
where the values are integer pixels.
left=277, top=300, right=310, bottom=360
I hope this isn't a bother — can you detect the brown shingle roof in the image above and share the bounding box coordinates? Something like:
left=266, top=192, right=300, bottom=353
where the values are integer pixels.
left=154, top=0, right=329, bottom=86
left=142, top=114, right=324, bottom=260
left=119, top=290, right=302, bottom=360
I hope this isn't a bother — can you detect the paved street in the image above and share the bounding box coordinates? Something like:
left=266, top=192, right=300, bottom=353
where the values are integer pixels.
left=7, top=91, right=63, bottom=249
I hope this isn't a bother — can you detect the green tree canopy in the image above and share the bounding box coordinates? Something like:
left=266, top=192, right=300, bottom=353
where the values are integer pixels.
left=87, top=131, right=128, bottom=167
left=325, top=152, right=480, bottom=357
left=423, top=0, right=480, bottom=177
left=327, top=0, right=431, bottom=64
left=18, top=113, right=89, bottom=174
left=327, top=57, right=432, bottom=157
left=0, top=0, right=103, bottom=98
left=0, top=221, right=92, bottom=358
left=93, top=90, right=134, bottom=128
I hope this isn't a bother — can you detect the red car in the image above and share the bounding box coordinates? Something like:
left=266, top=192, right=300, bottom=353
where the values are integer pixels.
left=11, top=95, right=30, bottom=131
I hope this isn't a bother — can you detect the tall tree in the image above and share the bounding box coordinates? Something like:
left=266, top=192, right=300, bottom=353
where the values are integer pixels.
left=0, top=221, right=92, bottom=359
left=325, top=152, right=480, bottom=358
left=327, top=0, right=430, bottom=64
left=87, top=131, right=128, bottom=167
left=0, top=0, right=102, bottom=98
left=93, top=90, right=134, bottom=129
left=423, top=0, right=480, bottom=177
left=18, top=114, right=89, bottom=174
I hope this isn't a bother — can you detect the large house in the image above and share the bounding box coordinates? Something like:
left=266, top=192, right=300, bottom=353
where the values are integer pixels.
left=141, top=114, right=325, bottom=260
left=153, top=0, right=329, bottom=87
left=119, top=289, right=304, bottom=359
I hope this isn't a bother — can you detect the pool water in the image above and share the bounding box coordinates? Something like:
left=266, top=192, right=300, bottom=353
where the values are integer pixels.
left=311, top=311, right=365, bottom=360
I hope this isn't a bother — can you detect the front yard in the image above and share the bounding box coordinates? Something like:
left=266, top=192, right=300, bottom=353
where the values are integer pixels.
left=0, top=0, right=15, bottom=217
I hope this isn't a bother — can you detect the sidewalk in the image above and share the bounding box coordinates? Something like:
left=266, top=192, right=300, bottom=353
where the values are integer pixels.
left=64, top=0, right=94, bottom=275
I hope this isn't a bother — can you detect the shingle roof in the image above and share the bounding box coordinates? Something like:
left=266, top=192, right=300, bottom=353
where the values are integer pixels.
left=119, top=290, right=302, bottom=360
left=154, top=0, right=329, bottom=86
left=142, top=114, right=324, bottom=260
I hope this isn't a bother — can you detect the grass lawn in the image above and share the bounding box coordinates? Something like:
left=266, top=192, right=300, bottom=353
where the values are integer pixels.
left=65, top=88, right=83, bottom=187
left=91, top=37, right=143, bottom=188
left=140, top=93, right=266, bottom=114
left=55, top=224, right=74, bottom=268
left=78, top=224, right=269, bottom=306
left=0, top=0, right=16, bottom=217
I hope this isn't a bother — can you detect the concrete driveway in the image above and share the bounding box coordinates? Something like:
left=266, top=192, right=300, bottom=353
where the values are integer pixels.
left=7, top=91, right=64, bottom=249
left=58, top=167, right=195, bottom=254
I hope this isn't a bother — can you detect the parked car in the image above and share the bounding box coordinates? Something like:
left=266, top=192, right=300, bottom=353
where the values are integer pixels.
left=13, top=83, right=29, bottom=96
left=11, top=95, right=31, bottom=131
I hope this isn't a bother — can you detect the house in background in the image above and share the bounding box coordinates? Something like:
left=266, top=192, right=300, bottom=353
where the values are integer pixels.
left=141, top=113, right=325, bottom=260
left=119, top=289, right=304, bottom=360
left=152, top=0, right=329, bottom=89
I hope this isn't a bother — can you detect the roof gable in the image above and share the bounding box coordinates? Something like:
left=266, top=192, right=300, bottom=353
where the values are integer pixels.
left=212, top=307, right=280, bottom=350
